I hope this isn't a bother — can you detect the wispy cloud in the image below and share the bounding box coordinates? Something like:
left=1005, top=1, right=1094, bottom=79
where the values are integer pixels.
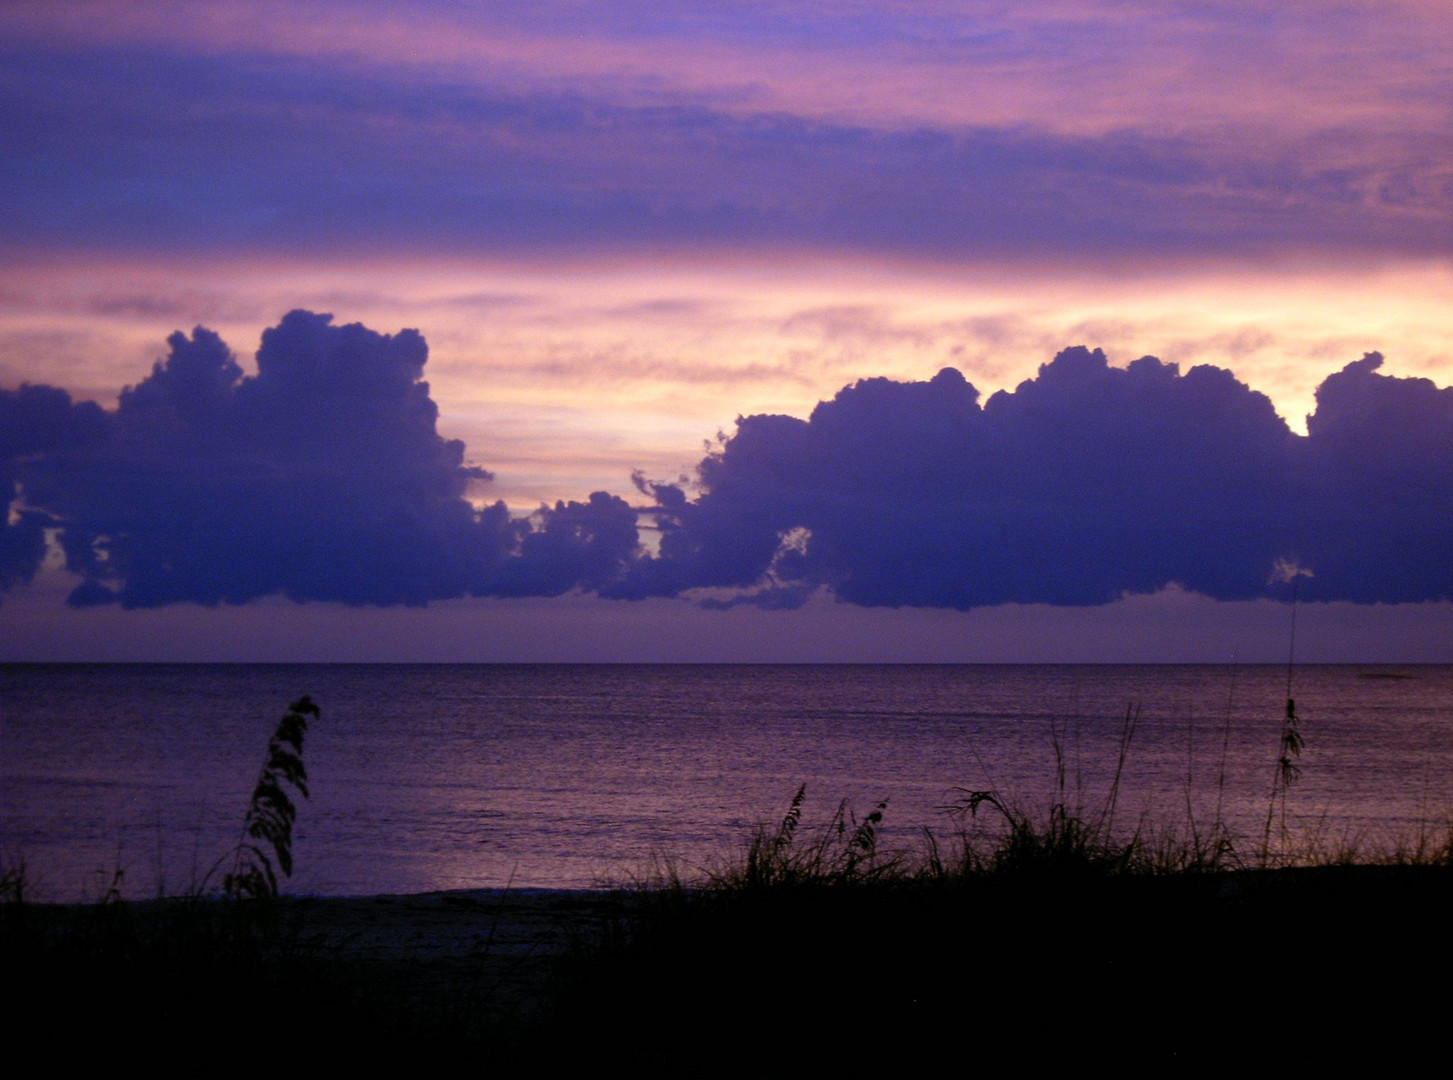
left=4, top=3, right=1449, bottom=264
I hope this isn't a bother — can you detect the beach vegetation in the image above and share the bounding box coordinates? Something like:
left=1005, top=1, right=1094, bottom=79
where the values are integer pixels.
left=5, top=683, right=1451, bottom=1069
left=210, top=695, right=317, bottom=901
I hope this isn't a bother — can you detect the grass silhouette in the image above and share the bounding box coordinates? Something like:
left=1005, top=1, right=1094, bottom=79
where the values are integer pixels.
left=544, top=782, right=1450, bottom=1070
left=212, top=695, right=317, bottom=901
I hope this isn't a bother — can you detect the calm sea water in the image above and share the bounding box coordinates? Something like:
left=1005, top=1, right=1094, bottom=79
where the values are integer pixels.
left=2, top=663, right=1450, bottom=900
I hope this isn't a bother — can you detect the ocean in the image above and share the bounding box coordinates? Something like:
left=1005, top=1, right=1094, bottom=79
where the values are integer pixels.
left=2, top=663, right=1450, bottom=900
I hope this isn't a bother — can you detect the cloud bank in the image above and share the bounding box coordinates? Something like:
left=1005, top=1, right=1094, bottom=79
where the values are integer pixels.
left=621, top=348, right=1452, bottom=609
left=3, top=315, right=1449, bottom=610
left=3, top=311, right=639, bottom=607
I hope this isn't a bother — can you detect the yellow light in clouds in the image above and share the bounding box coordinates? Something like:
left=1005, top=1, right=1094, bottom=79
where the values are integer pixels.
left=2, top=253, right=1450, bottom=508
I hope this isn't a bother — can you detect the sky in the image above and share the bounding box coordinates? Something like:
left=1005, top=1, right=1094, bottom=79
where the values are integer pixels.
left=1, top=0, right=1450, bottom=662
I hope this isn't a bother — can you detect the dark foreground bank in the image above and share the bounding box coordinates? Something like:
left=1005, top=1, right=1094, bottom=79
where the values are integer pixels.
left=4, top=865, right=1449, bottom=1071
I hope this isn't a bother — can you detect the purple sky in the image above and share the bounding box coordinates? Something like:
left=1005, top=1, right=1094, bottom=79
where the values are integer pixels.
left=2, top=1, right=1450, bottom=661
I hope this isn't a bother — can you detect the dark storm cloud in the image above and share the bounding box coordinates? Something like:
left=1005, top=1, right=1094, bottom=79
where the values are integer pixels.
left=1292, top=353, right=1453, bottom=603
left=622, top=349, right=1453, bottom=608
left=487, top=491, right=642, bottom=599
left=2, top=45, right=1447, bottom=261
left=3, top=312, right=640, bottom=607
left=0, top=384, right=109, bottom=593
left=5, top=322, right=1450, bottom=611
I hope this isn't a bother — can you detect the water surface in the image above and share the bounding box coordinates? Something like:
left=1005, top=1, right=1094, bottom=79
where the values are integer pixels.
left=3, top=663, right=1449, bottom=899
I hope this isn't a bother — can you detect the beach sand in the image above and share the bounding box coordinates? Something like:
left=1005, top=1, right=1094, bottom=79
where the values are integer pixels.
left=7, top=866, right=1450, bottom=1067
left=274, top=888, right=622, bottom=1018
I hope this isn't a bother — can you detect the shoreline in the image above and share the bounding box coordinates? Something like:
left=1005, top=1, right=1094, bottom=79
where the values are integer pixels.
left=15, top=860, right=1451, bottom=966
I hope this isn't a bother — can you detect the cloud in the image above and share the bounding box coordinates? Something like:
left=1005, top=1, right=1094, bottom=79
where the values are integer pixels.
left=1293, top=352, right=1453, bottom=602
left=624, top=348, right=1453, bottom=608
left=3, top=36, right=1448, bottom=264
left=4, top=311, right=641, bottom=606
left=483, top=491, right=642, bottom=598
left=0, top=383, right=109, bottom=592
left=9, top=2, right=1448, bottom=145
left=6, top=320, right=1450, bottom=612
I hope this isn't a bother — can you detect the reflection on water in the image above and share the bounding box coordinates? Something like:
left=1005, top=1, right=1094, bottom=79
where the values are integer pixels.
left=2, top=663, right=1449, bottom=899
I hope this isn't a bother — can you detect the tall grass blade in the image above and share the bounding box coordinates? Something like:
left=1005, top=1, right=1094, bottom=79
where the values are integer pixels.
left=212, top=695, right=319, bottom=901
